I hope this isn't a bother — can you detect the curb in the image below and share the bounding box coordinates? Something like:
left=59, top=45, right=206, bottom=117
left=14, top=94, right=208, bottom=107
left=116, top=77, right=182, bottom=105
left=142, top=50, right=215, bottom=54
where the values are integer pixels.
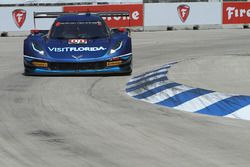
left=126, top=63, right=250, bottom=121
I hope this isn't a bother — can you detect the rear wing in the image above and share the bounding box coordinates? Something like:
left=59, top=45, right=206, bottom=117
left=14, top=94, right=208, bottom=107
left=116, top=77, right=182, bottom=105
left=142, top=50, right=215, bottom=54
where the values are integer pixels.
left=33, top=11, right=130, bottom=28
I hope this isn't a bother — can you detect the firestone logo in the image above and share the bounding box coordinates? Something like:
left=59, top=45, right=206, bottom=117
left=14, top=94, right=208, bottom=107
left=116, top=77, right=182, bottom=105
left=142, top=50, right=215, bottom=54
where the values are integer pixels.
left=177, top=5, right=190, bottom=23
left=226, top=7, right=250, bottom=20
left=12, top=9, right=26, bottom=28
left=48, top=47, right=107, bottom=52
left=102, top=11, right=140, bottom=21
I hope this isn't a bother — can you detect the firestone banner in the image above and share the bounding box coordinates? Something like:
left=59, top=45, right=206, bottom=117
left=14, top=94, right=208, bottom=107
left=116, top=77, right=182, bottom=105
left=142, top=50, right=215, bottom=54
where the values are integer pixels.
left=63, top=4, right=144, bottom=27
left=0, top=0, right=142, bottom=5
left=223, top=2, right=250, bottom=24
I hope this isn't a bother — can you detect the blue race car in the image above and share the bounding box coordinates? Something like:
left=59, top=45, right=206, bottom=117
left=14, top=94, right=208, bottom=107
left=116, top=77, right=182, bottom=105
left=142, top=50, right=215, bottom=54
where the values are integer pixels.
left=23, top=12, right=132, bottom=75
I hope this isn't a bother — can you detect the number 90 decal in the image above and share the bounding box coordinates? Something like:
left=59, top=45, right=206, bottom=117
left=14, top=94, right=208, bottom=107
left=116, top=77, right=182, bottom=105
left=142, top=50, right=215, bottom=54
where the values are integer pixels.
left=68, top=39, right=88, bottom=44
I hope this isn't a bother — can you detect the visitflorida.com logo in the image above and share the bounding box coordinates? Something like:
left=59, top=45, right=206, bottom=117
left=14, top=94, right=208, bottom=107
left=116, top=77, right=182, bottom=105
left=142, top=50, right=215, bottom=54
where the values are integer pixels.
left=177, top=5, right=190, bottom=23
left=12, top=9, right=26, bottom=28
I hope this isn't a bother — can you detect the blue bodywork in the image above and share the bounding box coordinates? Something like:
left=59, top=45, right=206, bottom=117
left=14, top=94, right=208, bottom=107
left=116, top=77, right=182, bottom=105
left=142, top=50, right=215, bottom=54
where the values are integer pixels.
left=23, top=14, right=132, bottom=75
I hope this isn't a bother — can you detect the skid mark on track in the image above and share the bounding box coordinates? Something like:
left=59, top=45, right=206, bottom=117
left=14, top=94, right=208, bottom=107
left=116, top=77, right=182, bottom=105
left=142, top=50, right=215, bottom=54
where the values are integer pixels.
left=28, top=130, right=65, bottom=144
left=28, top=130, right=57, bottom=138
left=87, top=78, right=103, bottom=98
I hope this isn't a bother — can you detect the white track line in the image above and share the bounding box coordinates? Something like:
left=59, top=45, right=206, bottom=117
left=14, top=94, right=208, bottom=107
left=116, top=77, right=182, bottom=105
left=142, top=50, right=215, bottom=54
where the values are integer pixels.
left=225, top=104, right=250, bottom=120
left=129, top=68, right=168, bottom=82
left=174, top=92, right=233, bottom=112
left=127, top=80, right=173, bottom=97
left=140, top=85, right=195, bottom=104
left=126, top=74, right=167, bottom=89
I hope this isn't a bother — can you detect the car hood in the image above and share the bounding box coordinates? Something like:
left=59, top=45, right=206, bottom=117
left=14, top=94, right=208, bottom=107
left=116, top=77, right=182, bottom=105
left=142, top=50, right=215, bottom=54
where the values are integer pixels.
left=45, top=38, right=111, bottom=60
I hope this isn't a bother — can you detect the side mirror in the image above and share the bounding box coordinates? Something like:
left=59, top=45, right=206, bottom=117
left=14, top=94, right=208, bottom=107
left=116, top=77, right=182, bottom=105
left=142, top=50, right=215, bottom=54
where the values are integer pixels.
left=30, top=29, right=40, bottom=35
left=30, top=29, right=49, bottom=36
left=117, top=27, right=126, bottom=32
left=111, top=28, right=130, bottom=35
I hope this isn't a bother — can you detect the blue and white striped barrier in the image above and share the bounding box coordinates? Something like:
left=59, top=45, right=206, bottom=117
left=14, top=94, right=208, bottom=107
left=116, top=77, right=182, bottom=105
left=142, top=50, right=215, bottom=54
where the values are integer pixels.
left=126, top=63, right=250, bottom=120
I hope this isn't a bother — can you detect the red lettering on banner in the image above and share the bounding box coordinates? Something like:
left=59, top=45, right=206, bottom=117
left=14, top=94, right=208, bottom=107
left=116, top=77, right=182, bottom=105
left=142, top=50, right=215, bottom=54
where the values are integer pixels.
left=223, top=2, right=250, bottom=24
left=63, top=4, right=143, bottom=27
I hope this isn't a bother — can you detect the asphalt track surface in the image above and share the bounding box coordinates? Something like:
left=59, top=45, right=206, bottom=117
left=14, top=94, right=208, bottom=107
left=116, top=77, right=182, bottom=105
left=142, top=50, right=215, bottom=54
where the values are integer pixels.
left=1, top=29, right=250, bottom=167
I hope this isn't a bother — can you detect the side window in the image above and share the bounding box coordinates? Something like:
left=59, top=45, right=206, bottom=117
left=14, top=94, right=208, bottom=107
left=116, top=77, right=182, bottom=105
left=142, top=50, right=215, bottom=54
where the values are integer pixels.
left=100, top=18, right=111, bottom=36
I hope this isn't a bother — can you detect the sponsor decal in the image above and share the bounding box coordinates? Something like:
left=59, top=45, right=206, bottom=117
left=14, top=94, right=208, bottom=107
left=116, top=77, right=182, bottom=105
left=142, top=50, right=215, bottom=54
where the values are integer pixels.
left=48, top=47, right=107, bottom=52
left=63, top=4, right=144, bottom=27
left=177, top=5, right=190, bottom=23
left=68, top=39, right=88, bottom=44
left=12, top=9, right=26, bottom=28
left=32, top=61, right=48, bottom=68
left=223, top=2, right=250, bottom=24
left=72, top=55, right=83, bottom=59
left=107, top=60, right=122, bottom=67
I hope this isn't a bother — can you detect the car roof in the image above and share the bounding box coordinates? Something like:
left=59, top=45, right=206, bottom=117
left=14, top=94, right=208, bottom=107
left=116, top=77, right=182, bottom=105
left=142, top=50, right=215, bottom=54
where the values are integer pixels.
left=56, top=14, right=102, bottom=22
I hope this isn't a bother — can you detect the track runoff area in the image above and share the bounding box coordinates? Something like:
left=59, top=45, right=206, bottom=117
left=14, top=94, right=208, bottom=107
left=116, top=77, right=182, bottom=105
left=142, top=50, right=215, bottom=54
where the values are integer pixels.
left=126, top=61, right=250, bottom=120
left=127, top=30, right=250, bottom=121
left=2, top=29, right=250, bottom=167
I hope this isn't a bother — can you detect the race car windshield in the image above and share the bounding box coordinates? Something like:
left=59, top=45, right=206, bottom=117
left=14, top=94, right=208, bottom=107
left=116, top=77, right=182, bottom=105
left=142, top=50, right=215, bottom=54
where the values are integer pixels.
left=49, top=21, right=109, bottom=39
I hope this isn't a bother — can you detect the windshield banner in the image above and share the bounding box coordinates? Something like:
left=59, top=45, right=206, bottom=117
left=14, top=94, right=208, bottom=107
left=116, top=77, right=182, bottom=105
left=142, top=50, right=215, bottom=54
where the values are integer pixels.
left=63, top=4, right=144, bottom=27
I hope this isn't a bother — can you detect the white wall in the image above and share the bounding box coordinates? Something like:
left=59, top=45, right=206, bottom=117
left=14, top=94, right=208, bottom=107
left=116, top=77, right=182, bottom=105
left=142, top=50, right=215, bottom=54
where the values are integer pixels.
left=0, top=2, right=225, bottom=32
left=144, top=3, right=222, bottom=26
left=0, top=7, right=61, bottom=31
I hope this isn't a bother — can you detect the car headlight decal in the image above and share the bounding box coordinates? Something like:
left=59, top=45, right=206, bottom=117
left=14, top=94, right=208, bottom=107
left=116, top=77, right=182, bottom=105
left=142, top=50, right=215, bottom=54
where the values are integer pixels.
left=31, top=42, right=45, bottom=55
left=109, top=41, right=123, bottom=54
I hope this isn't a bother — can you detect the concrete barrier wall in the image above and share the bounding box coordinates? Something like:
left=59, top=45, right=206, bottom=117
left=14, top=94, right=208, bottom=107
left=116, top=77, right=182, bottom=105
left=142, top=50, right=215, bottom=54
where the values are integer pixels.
left=144, top=3, right=221, bottom=27
left=1, top=2, right=250, bottom=32
left=0, top=7, right=62, bottom=31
